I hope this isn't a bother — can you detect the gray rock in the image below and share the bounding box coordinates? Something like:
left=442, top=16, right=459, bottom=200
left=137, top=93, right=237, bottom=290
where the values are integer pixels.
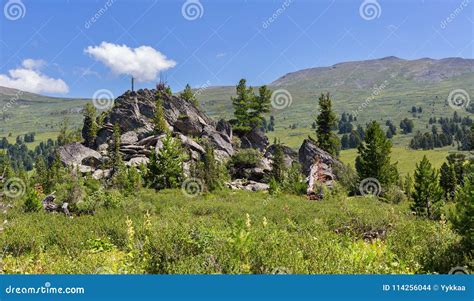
left=265, top=144, right=298, bottom=168
left=126, top=156, right=149, bottom=167
left=58, top=142, right=102, bottom=168
left=240, top=128, right=269, bottom=151
left=92, top=169, right=112, bottom=180
left=216, top=119, right=233, bottom=141
left=227, top=179, right=269, bottom=191
left=120, top=131, right=139, bottom=145
left=298, top=138, right=340, bottom=176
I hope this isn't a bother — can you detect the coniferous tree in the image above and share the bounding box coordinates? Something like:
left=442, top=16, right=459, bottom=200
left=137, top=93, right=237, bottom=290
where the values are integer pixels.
left=403, top=173, right=413, bottom=199
left=355, top=121, right=398, bottom=187
left=153, top=95, right=169, bottom=134
left=411, top=156, right=443, bottom=219
left=249, top=85, right=271, bottom=128
left=82, top=103, right=98, bottom=147
left=439, top=162, right=457, bottom=200
left=199, top=143, right=225, bottom=192
left=315, top=93, right=340, bottom=157
left=146, top=134, right=184, bottom=190
left=270, top=139, right=286, bottom=184
left=450, top=167, right=474, bottom=251
left=231, top=79, right=254, bottom=135
left=110, top=123, right=123, bottom=168
left=180, top=84, right=199, bottom=107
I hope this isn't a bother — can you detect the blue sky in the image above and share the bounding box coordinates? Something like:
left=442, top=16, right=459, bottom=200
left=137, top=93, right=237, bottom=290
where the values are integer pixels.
left=0, top=0, right=472, bottom=98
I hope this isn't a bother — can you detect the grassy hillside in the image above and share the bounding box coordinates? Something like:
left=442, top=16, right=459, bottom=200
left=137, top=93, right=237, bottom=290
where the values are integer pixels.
left=197, top=57, right=474, bottom=148
left=0, top=86, right=87, bottom=137
left=0, top=189, right=462, bottom=274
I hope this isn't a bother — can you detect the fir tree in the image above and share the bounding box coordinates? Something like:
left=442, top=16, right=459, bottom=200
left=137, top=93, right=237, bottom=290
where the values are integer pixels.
left=110, top=123, right=123, bottom=168
left=180, top=84, right=199, bottom=107
left=404, top=173, right=413, bottom=199
left=270, top=139, right=286, bottom=184
left=450, top=168, right=474, bottom=250
left=200, top=143, right=225, bottom=192
left=355, top=121, right=398, bottom=187
left=82, top=103, right=98, bottom=148
left=249, top=85, right=271, bottom=128
left=315, top=93, right=340, bottom=157
left=439, top=162, right=457, bottom=200
left=146, top=134, right=184, bottom=190
left=231, top=79, right=254, bottom=135
left=411, top=156, right=443, bottom=219
left=153, top=95, right=169, bottom=134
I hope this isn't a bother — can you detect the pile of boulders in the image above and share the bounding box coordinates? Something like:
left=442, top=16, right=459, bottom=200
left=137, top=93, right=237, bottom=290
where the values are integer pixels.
left=58, top=87, right=341, bottom=198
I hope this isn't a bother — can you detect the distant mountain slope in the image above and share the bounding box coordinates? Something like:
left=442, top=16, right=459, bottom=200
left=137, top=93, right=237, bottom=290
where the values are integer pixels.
left=0, top=87, right=88, bottom=136
left=197, top=57, right=474, bottom=147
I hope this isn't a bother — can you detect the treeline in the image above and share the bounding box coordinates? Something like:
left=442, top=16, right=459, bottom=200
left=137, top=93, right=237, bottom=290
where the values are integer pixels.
left=410, top=112, right=473, bottom=150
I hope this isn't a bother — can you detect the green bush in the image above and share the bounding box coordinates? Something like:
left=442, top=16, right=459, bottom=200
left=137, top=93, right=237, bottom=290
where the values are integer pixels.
left=22, top=189, right=42, bottom=212
left=229, top=149, right=261, bottom=169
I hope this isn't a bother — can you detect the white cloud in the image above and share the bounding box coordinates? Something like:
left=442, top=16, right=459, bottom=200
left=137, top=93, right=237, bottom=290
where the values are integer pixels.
left=84, top=42, right=176, bottom=82
left=0, top=59, right=69, bottom=94
left=22, top=59, right=46, bottom=70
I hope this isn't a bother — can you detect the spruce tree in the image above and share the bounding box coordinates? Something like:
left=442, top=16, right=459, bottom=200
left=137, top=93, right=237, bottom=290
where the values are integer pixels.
left=270, top=139, right=286, bottom=184
left=231, top=79, right=254, bottom=135
left=450, top=168, right=473, bottom=250
left=404, top=173, right=413, bottom=199
left=411, top=156, right=443, bottom=219
left=200, top=143, right=225, bottom=192
left=355, top=121, right=398, bottom=186
left=153, top=95, right=169, bottom=134
left=82, top=103, right=98, bottom=148
left=439, top=162, right=457, bottom=200
left=249, top=85, right=271, bottom=128
left=180, top=84, right=199, bottom=107
left=315, top=93, right=340, bottom=157
left=146, top=134, right=184, bottom=190
left=110, top=123, right=123, bottom=167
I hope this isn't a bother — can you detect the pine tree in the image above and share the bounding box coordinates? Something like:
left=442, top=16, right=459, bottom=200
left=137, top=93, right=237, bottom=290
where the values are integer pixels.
left=270, top=139, right=286, bottom=184
left=231, top=79, right=254, bottom=135
left=180, top=84, right=199, bottom=107
left=82, top=103, right=98, bottom=147
left=439, top=162, right=457, bottom=200
left=249, top=85, right=271, bottom=128
left=34, top=156, right=48, bottom=189
left=110, top=123, right=123, bottom=167
left=411, top=156, right=443, bottom=219
left=146, top=134, right=184, bottom=190
left=153, top=95, right=169, bottom=134
left=200, top=143, right=225, bottom=192
left=315, top=93, right=340, bottom=157
left=450, top=168, right=474, bottom=250
left=355, top=121, right=398, bottom=186
left=404, top=173, right=413, bottom=199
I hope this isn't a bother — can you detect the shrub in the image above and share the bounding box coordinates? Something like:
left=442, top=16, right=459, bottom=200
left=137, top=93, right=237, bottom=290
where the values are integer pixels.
left=229, top=149, right=261, bottom=169
left=23, top=188, right=42, bottom=212
left=381, top=185, right=407, bottom=204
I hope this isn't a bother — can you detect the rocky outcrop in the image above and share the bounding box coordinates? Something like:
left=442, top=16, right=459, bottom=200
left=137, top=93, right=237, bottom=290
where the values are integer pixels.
left=227, top=179, right=269, bottom=191
left=240, top=128, right=269, bottom=151
left=298, top=138, right=341, bottom=199
left=58, top=142, right=102, bottom=171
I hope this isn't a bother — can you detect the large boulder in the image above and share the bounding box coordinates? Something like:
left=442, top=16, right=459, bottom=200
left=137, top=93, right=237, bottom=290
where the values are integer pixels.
left=240, top=128, right=269, bottom=151
left=58, top=142, right=102, bottom=171
left=298, top=138, right=340, bottom=176
left=298, top=138, right=341, bottom=199
left=265, top=144, right=298, bottom=168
